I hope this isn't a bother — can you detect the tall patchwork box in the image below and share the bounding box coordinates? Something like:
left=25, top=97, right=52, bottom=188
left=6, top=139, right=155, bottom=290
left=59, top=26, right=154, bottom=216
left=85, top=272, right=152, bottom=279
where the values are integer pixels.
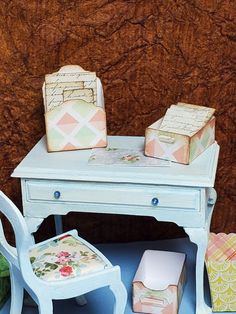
left=133, top=250, right=186, bottom=314
left=145, top=103, right=215, bottom=164
left=43, top=65, right=107, bottom=152
left=205, top=233, right=236, bottom=312
left=0, top=254, right=10, bottom=309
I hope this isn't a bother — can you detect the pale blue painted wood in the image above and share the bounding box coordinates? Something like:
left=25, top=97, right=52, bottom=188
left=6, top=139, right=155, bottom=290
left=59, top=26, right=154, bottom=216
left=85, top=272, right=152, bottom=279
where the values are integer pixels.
left=11, top=135, right=220, bottom=314
left=26, top=180, right=200, bottom=209
left=184, top=188, right=217, bottom=314
left=0, top=191, right=127, bottom=314
left=12, top=136, right=219, bottom=187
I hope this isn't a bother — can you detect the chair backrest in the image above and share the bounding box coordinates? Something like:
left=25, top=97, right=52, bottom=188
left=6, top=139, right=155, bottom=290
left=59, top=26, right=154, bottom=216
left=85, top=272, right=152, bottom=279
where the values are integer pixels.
left=0, top=191, right=34, bottom=273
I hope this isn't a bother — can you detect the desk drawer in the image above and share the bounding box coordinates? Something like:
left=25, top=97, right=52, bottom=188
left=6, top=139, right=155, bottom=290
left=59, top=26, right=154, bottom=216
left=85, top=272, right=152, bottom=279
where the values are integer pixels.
left=25, top=180, right=200, bottom=211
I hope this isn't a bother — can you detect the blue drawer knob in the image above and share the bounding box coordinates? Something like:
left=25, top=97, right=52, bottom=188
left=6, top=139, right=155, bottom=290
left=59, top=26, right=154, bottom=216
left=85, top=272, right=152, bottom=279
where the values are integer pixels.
left=151, top=197, right=159, bottom=206
left=54, top=191, right=61, bottom=199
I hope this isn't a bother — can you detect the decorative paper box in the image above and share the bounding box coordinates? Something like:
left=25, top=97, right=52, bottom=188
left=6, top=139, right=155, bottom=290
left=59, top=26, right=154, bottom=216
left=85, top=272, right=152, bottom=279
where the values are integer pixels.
left=144, top=103, right=215, bottom=164
left=205, top=233, right=236, bottom=312
left=43, top=65, right=107, bottom=152
left=133, top=250, right=186, bottom=314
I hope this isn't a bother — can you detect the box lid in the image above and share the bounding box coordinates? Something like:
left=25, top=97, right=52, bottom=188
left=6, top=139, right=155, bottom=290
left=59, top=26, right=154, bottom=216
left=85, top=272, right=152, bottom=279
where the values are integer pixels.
left=133, top=250, right=186, bottom=290
left=158, top=102, right=215, bottom=137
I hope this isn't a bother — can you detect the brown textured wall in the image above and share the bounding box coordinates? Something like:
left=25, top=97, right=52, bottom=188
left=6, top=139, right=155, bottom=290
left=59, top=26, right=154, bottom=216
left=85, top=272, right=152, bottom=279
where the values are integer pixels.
left=0, top=0, right=235, bottom=243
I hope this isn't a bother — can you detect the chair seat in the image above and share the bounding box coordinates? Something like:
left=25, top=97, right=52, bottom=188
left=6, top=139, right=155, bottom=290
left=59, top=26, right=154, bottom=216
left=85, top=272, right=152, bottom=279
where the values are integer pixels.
left=29, top=234, right=107, bottom=282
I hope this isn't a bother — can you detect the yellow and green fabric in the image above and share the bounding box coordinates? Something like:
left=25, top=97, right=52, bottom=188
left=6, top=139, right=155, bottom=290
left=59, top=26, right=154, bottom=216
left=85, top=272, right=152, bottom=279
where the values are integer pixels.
left=206, top=233, right=236, bottom=312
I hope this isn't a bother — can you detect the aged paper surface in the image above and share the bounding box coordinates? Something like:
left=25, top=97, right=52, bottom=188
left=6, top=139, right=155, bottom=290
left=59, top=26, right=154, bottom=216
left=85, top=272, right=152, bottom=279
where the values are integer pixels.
left=63, top=88, right=94, bottom=103
left=159, top=103, right=215, bottom=136
left=88, top=147, right=170, bottom=167
left=45, top=72, right=97, bottom=111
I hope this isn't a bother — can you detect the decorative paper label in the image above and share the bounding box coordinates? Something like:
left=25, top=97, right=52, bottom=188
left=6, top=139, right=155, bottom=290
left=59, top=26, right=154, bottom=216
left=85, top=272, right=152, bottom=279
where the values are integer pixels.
left=88, top=147, right=170, bottom=167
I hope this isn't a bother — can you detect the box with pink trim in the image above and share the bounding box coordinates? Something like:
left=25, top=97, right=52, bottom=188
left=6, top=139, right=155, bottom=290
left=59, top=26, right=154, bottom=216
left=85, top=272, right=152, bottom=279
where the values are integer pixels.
left=145, top=103, right=215, bottom=164
left=133, top=250, right=186, bottom=314
left=42, top=65, right=107, bottom=152
left=205, top=233, right=236, bottom=312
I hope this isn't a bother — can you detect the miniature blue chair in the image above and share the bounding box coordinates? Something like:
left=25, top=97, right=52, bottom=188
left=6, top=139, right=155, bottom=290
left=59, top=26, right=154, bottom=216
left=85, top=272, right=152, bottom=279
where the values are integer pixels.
left=0, top=191, right=127, bottom=314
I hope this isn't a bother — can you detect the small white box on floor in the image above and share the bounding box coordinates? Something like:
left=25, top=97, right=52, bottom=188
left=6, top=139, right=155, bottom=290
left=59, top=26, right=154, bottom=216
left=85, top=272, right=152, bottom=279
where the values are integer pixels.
left=133, top=250, right=186, bottom=314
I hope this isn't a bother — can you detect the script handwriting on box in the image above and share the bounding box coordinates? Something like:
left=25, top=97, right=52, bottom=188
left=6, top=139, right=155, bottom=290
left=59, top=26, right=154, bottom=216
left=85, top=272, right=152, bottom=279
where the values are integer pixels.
left=45, top=72, right=97, bottom=111
left=159, top=103, right=215, bottom=136
left=63, top=88, right=94, bottom=103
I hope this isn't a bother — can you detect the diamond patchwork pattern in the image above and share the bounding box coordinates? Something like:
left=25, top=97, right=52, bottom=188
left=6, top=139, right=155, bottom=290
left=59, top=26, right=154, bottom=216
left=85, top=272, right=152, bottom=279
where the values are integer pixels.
left=75, top=125, right=97, bottom=145
left=145, top=117, right=215, bottom=164
left=145, top=131, right=189, bottom=164
left=45, top=100, right=107, bottom=152
left=189, top=117, right=215, bottom=162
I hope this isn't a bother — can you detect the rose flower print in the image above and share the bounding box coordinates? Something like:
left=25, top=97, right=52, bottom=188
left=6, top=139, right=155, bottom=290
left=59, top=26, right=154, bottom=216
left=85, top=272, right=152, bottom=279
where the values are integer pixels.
left=59, top=265, right=73, bottom=277
left=56, top=251, right=71, bottom=264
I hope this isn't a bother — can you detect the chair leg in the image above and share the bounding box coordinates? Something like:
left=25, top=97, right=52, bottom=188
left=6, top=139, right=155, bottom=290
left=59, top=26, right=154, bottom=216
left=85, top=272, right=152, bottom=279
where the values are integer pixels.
left=109, top=281, right=127, bottom=314
left=9, top=268, right=24, bottom=314
left=38, top=298, right=53, bottom=314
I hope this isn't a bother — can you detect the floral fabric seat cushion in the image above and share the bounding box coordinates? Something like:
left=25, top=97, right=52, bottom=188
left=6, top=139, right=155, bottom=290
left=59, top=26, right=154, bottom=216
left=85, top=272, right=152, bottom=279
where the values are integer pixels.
left=29, top=234, right=107, bottom=282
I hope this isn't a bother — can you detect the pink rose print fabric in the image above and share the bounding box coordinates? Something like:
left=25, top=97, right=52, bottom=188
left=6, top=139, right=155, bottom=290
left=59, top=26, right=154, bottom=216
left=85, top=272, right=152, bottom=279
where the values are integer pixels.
left=29, top=234, right=107, bottom=281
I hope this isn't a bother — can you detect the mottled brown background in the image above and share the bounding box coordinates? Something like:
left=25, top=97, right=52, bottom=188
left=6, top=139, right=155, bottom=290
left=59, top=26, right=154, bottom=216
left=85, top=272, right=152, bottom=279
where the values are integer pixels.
left=0, top=0, right=235, bottom=244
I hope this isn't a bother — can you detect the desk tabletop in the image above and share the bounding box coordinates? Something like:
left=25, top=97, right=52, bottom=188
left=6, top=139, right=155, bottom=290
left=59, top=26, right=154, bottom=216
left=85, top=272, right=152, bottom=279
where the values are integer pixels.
left=12, top=135, right=219, bottom=187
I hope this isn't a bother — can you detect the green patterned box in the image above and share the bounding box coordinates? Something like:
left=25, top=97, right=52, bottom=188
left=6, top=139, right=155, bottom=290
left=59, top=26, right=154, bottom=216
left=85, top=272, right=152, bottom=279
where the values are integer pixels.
left=0, top=254, right=10, bottom=309
left=206, top=233, right=236, bottom=312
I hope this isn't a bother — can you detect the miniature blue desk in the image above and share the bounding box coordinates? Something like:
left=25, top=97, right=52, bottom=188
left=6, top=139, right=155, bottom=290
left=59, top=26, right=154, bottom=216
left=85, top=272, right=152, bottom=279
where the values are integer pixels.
left=12, top=135, right=219, bottom=314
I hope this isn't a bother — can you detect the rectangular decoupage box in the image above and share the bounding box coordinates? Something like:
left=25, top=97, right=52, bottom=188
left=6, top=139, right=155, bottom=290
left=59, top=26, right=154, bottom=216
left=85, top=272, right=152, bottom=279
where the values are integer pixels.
left=43, top=65, right=107, bottom=152
left=145, top=103, right=215, bottom=164
left=205, top=233, right=236, bottom=312
left=133, top=250, right=186, bottom=314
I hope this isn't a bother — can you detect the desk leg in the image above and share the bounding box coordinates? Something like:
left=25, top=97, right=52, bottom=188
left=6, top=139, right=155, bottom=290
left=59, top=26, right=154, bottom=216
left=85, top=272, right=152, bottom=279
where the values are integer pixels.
left=184, top=227, right=212, bottom=314
left=54, top=215, right=63, bottom=235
